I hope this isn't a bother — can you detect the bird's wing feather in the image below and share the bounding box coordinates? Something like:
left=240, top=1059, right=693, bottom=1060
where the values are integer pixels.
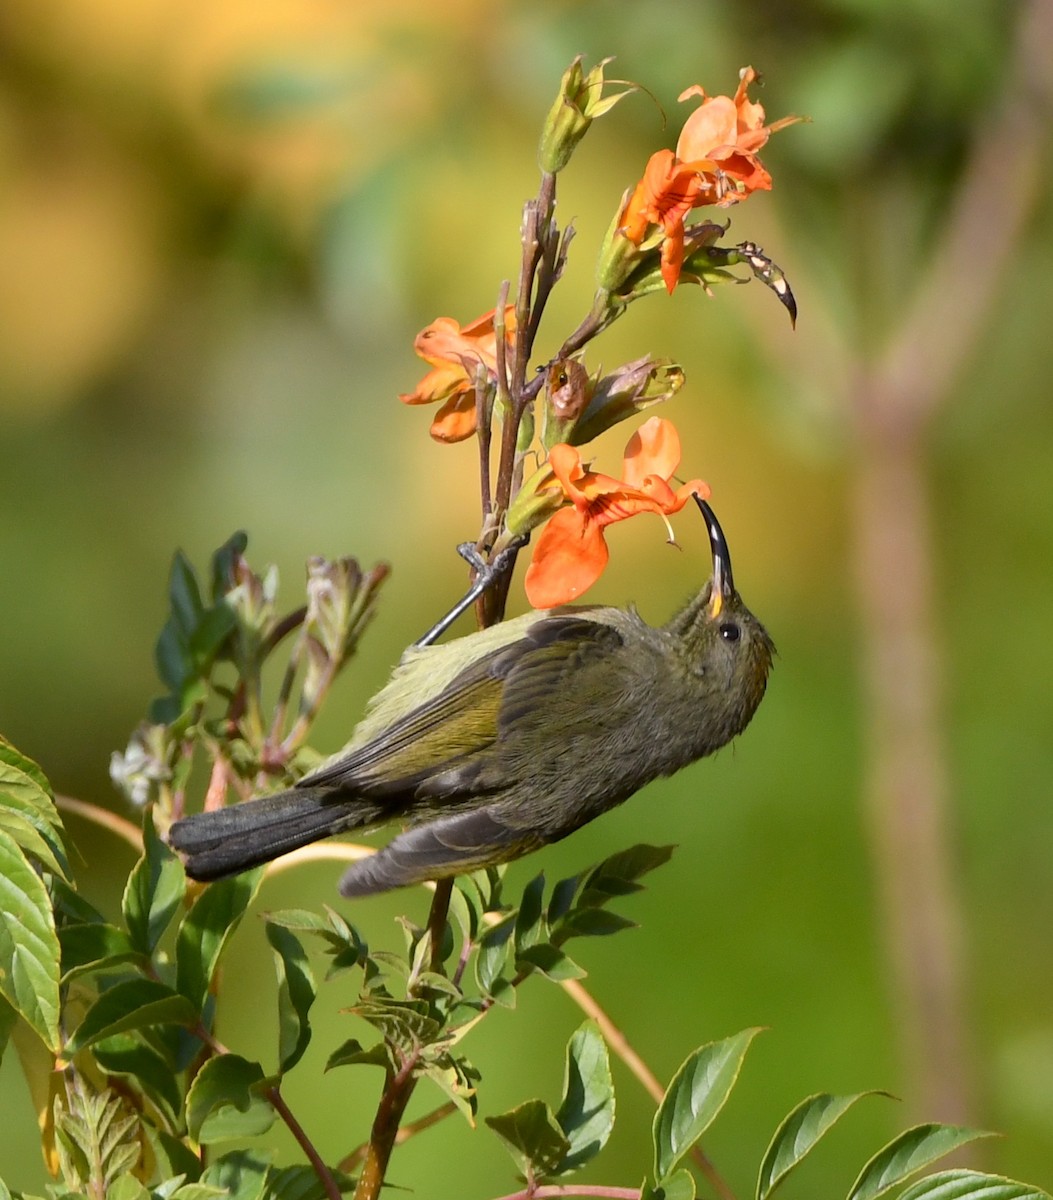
left=300, top=615, right=624, bottom=796
left=338, top=804, right=543, bottom=896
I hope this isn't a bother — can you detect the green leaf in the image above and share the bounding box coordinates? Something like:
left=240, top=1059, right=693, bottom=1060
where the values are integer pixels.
left=200, top=1147, right=269, bottom=1200
left=185, top=1054, right=276, bottom=1144
left=0, top=993, right=17, bottom=1065
left=476, top=914, right=514, bottom=995
left=176, top=869, right=262, bottom=1011
left=267, top=1165, right=356, bottom=1200
left=0, top=758, right=69, bottom=879
left=653, top=1028, right=762, bottom=1182
left=757, top=1092, right=884, bottom=1200
left=189, top=604, right=238, bottom=669
left=142, top=1123, right=204, bottom=1184
left=170, top=1186, right=228, bottom=1200
left=419, top=1054, right=480, bottom=1123
left=168, top=550, right=206, bottom=637
left=325, top=1037, right=391, bottom=1071
left=848, top=1125, right=997, bottom=1200
left=351, top=997, right=441, bottom=1050
left=208, top=531, right=249, bottom=601
left=106, top=1174, right=150, bottom=1200
left=516, top=942, right=586, bottom=982
left=67, top=978, right=198, bottom=1053
left=546, top=871, right=584, bottom=925
left=897, top=1171, right=1052, bottom=1200
left=92, top=1033, right=184, bottom=1131
left=486, top=1099, right=571, bottom=1178
left=642, top=1170, right=697, bottom=1200
left=123, top=812, right=186, bottom=956
left=54, top=1085, right=141, bottom=1194
left=264, top=905, right=366, bottom=976
left=555, top=1021, right=615, bottom=1173
left=266, top=922, right=315, bottom=1073
left=0, top=828, right=61, bottom=1050
left=558, top=908, right=637, bottom=939
left=60, top=923, right=142, bottom=981
left=156, top=621, right=193, bottom=693
left=580, top=844, right=675, bottom=907
left=514, top=872, right=547, bottom=951
left=0, top=737, right=53, bottom=795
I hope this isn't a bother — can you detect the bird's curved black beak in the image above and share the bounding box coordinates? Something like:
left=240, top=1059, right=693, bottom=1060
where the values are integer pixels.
left=693, top=495, right=735, bottom=618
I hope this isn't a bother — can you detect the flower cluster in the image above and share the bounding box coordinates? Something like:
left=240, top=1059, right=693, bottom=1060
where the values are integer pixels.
left=398, top=64, right=798, bottom=610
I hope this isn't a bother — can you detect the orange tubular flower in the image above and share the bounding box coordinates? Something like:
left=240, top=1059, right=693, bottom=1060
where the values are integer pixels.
left=619, top=66, right=801, bottom=293
left=399, top=307, right=516, bottom=443
left=524, top=416, right=709, bottom=609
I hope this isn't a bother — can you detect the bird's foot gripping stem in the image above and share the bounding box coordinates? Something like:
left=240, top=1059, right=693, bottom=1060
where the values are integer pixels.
left=414, top=537, right=528, bottom=647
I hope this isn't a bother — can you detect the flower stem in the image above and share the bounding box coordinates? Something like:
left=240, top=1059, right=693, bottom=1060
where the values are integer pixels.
left=54, top=794, right=144, bottom=853
left=266, top=1084, right=342, bottom=1200
left=352, top=881, right=454, bottom=1200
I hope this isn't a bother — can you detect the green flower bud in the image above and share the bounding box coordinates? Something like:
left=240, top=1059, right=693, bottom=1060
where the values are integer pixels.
left=538, top=56, right=632, bottom=174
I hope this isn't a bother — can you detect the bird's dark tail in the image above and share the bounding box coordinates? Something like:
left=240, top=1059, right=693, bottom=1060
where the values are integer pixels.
left=168, top=788, right=382, bottom=882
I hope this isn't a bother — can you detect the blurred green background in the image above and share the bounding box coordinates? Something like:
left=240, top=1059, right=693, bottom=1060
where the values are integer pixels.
left=1, top=0, right=1051, bottom=1194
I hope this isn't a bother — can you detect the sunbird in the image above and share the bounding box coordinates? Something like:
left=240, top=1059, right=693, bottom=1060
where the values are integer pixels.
left=168, top=498, right=773, bottom=896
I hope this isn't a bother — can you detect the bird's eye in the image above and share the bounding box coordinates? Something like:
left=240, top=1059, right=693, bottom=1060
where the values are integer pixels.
left=719, top=622, right=741, bottom=642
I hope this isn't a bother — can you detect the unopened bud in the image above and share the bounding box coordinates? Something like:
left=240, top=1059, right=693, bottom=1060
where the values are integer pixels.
left=538, top=56, right=632, bottom=174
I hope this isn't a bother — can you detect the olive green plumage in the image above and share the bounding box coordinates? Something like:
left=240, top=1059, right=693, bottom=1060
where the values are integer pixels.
left=168, top=500, right=774, bottom=897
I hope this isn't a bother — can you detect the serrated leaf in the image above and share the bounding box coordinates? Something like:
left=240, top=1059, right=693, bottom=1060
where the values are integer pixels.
left=486, top=1099, right=570, bottom=1178
left=123, top=813, right=186, bottom=956
left=0, top=759, right=69, bottom=879
left=0, top=737, right=53, bottom=795
left=516, top=942, right=586, bottom=982
left=60, top=923, right=142, bottom=981
left=351, top=997, right=441, bottom=1049
left=555, top=1021, right=614, bottom=1173
left=757, top=1092, right=885, bottom=1200
left=54, top=1085, right=141, bottom=1194
left=176, top=869, right=262, bottom=1012
left=848, top=1125, right=997, bottom=1200
left=653, top=1028, right=762, bottom=1182
left=897, top=1170, right=1052, bottom=1200
left=0, top=828, right=60, bottom=1050
left=0, top=806, right=66, bottom=878
left=266, top=923, right=315, bottom=1073
left=67, top=978, right=198, bottom=1053
left=185, top=1054, right=276, bottom=1144
left=200, top=1147, right=269, bottom=1200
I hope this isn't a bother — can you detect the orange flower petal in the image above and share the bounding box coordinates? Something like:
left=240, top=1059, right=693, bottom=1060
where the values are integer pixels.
left=525, top=506, right=610, bottom=608
left=399, top=363, right=468, bottom=405
left=429, top=389, right=478, bottom=443
left=622, top=416, right=682, bottom=487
